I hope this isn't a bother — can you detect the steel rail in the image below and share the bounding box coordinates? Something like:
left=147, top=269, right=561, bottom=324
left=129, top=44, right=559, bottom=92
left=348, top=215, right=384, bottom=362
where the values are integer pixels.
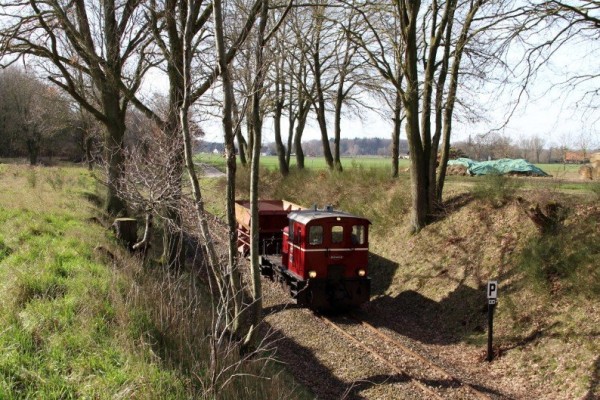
left=353, top=316, right=492, bottom=400
left=316, top=313, right=446, bottom=400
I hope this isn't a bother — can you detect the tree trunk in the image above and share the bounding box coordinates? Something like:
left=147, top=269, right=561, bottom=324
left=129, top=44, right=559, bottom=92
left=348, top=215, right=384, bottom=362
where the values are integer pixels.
left=85, top=136, right=94, bottom=171
left=294, top=106, right=308, bottom=169
left=333, top=86, right=344, bottom=172
left=286, top=74, right=296, bottom=168
left=248, top=0, right=269, bottom=334
left=113, top=217, right=137, bottom=250
left=273, top=100, right=289, bottom=176
left=104, top=121, right=127, bottom=216
left=233, top=97, right=248, bottom=166
left=26, top=137, right=39, bottom=166
left=391, top=90, right=402, bottom=178
left=402, top=2, right=429, bottom=232
left=314, top=84, right=334, bottom=170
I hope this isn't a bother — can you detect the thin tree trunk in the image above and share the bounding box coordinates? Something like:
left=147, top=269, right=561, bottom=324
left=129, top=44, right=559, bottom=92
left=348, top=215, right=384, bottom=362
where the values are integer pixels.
left=333, top=87, right=344, bottom=172
left=274, top=68, right=288, bottom=176
left=436, top=0, right=481, bottom=203
left=392, top=90, right=402, bottom=178
left=274, top=101, right=289, bottom=176
left=294, top=102, right=309, bottom=169
left=233, top=97, right=247, bottom=166
left=248, top=0, right=269, bottom=338
left=182, top=0, right=225, bottom=305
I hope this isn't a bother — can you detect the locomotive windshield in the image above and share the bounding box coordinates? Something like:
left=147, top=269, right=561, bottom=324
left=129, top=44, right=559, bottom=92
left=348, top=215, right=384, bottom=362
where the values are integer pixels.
left=352, top=225, right=365, bottom=245
left=332, top=226, right=344, bottom=243
left=309, top=225, right=323, bottom=245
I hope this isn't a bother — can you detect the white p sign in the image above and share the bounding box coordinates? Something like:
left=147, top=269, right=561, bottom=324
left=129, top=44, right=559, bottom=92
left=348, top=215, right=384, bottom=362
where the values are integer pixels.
left=487, top=281, right=498, bottom=299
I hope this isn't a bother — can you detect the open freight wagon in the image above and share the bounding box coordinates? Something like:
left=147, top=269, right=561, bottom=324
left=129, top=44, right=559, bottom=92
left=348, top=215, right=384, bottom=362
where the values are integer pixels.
left=235, top=199, right=371, bottom=309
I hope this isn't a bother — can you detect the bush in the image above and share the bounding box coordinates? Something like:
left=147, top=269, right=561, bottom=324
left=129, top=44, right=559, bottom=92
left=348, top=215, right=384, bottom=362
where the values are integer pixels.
left=472, top=173, right=522, bottom=207
left=519, top=229, right=600, bottom=296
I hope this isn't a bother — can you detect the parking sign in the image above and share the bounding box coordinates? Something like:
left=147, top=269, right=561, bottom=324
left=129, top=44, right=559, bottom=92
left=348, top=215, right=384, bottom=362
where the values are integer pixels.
left=487, top=281, right=498, bottom=299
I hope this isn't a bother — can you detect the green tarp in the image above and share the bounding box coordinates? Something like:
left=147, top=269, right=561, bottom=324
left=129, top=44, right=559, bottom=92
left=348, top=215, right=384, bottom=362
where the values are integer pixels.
left=447, top=158, right=550, bottom=177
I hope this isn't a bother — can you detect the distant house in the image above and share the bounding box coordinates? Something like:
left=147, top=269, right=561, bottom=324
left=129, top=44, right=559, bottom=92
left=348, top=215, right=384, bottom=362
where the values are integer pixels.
left=564, top=151, right=589, bottom=164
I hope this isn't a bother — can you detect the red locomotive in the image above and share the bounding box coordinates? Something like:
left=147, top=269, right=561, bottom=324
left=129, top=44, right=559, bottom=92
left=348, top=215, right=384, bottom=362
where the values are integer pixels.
left=235, top=200, right=371, bottom=309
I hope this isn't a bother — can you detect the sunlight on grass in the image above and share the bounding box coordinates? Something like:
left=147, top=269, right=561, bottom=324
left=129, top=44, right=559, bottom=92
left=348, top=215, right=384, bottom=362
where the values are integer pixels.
left=0, top=165, right=185, bottom=399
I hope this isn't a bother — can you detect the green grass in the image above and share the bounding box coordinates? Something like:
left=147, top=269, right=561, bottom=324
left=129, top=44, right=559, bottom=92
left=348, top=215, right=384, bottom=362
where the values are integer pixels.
left=195, top=153, right=409, bottom=172
left=0, top=164, right=313, bottom=399
left=0, top=166, right=185, bottom=399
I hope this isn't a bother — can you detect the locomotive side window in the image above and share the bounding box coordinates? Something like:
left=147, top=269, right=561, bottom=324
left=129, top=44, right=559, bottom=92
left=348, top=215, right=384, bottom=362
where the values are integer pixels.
left=332, top=226, right=344, bottom=244
left=351, top=225, right=365, bottom=245
left=309, top=225, right=323, bottom=245
left=288, top=221, right=294, bottom=242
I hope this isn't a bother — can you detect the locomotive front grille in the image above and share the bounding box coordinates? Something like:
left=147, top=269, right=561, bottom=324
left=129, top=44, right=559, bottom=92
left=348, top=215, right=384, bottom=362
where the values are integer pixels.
left=327, top=264, right=344, bottom=281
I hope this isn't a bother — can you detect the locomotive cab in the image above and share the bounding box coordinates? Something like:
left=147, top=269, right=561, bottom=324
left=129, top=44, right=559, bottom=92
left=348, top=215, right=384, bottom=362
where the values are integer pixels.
left=280, top=209, right=371, bottom=308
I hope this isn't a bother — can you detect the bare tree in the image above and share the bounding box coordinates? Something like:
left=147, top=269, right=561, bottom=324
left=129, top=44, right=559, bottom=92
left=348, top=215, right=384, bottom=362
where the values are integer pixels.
left=525, top=1, right=600, bottom=113
left=0, top=68, right=72, bottom=164
left=0, top=0, right=153, bottom=215
left=351, top=1, right=508, bottom=232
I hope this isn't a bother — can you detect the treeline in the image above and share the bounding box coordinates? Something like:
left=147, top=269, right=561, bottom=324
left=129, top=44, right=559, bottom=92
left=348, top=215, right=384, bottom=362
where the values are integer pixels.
left=268, top=137, right=409, bottom=157
left=0, top=69, right=85, bottom=164
left=197, top=138, right=410, bottom=157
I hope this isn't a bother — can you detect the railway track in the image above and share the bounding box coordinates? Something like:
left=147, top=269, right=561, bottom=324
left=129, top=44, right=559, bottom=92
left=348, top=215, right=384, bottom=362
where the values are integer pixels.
left=316, top=313, right=492, bottom=400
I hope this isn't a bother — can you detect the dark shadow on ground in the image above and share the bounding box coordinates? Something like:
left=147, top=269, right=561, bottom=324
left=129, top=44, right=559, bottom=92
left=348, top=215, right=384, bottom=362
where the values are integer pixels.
left=368, top=252, right=399, bottom=296
left=583, top=356, right=600, bottom=400
left=357, top=285, right=487, bottom=346
left=262, top=323, right=370, bottom=400
left=431, top=193, right=475, bottom=223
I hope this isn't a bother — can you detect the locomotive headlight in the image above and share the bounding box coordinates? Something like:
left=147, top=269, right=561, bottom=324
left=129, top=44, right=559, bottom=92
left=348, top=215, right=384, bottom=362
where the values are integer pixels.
left=308, top=270, right=317, bottom=279
left=357, top=269, right=367, bottom=277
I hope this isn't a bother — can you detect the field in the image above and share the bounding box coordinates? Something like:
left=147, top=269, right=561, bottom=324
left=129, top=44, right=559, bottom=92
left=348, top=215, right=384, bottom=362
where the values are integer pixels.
left=196, top=153, right=411, bottom=171
left=196, top=153, right=584, bottom=178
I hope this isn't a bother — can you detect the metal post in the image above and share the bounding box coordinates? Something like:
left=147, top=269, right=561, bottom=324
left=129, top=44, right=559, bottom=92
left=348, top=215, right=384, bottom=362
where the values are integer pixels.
left=487, top=300, right=495, bottom=362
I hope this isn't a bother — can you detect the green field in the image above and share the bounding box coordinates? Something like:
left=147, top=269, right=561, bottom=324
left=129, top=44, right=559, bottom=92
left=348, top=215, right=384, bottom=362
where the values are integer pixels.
left=195, top=153, right=582, bottom=175
left=195, top=153, right=410, bottom=171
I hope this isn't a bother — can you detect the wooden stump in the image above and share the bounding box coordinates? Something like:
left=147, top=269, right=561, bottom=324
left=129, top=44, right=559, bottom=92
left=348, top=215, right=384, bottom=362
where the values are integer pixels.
left=516, top=197, right=566, bottom=235
left=112, top=218, right=138, bottom=250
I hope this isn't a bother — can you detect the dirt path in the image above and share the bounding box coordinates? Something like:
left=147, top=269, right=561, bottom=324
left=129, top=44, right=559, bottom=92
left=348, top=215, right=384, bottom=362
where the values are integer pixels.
left=195, top=162, right=226, bottom=178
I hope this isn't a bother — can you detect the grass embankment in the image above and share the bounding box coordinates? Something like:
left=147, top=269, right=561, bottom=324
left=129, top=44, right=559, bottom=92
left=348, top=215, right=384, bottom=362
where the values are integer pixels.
left=212, top=164, right=599, bottom=398
left=0, top=164, right=308, bottom=399
left=0, top=165, right=184, bottom=398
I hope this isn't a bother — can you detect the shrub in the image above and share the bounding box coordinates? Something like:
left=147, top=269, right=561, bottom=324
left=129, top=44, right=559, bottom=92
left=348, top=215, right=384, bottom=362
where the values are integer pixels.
left=472, top=173, right=522, bottom=207
left=519, top=228, right=600, bottom=296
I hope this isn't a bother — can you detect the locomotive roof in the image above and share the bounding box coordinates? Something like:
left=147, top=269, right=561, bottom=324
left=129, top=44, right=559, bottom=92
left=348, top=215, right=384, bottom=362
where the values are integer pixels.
left=288, top=209, right=371, bottom=225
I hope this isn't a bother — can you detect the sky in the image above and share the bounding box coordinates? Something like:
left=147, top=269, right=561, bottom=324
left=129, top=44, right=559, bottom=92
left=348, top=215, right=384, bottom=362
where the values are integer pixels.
left=140, top=17, right=599, bottom=151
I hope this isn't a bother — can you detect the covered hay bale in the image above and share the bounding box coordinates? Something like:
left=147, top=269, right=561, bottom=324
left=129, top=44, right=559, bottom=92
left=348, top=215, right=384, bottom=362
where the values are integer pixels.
left=579, top=165, right=593, bottom=180
left=592, top=161, right=600, bottom=180
left=446, top=164, right=469, bottom=176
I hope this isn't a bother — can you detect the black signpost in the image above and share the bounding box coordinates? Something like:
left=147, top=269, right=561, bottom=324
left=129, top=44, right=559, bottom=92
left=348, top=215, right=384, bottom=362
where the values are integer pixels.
left=487, top=281, right=498, bottom=362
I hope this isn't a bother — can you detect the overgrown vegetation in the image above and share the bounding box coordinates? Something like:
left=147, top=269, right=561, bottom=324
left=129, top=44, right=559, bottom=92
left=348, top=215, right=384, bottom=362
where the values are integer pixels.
left=471, top=173, right=523, bottom=207
left=0, top=164, right=308, bottom=399
left=519, top=206, right=600, bottom=296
